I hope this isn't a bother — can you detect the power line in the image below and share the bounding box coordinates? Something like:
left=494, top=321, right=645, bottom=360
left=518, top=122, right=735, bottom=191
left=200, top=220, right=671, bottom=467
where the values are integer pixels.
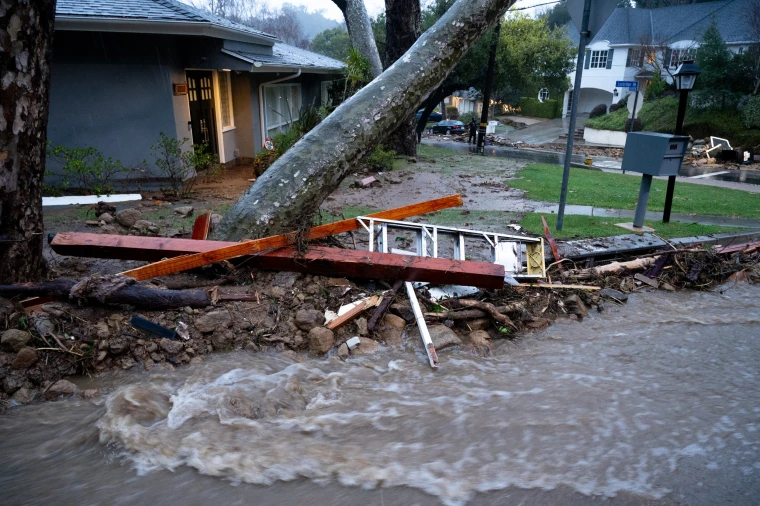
left=509, top=0, right=561, bottom=11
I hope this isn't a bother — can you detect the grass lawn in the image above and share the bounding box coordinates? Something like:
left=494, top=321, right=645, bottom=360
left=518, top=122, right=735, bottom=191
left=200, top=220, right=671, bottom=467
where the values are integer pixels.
left=520, top=213, right=747, bottom=240
left=510, top=164, right=760, bottom=219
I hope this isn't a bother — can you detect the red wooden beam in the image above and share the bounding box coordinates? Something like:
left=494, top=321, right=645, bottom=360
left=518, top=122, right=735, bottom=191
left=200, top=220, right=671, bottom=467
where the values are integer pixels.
left=48, top=233, right=505, bottom=288
left=191, top=213, right=212, bottom=240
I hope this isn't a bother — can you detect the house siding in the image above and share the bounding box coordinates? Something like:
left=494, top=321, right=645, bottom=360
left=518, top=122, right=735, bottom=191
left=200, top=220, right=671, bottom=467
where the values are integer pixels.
left=47, top=32, right=185, bottom=180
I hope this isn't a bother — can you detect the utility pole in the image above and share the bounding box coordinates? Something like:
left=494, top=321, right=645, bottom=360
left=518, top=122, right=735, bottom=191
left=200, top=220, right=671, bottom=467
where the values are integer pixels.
left=476, top=20, right=501, bottom=153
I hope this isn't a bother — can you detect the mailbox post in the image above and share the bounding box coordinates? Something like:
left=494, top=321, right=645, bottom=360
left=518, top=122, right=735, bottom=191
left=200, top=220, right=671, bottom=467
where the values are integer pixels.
left=620, top=132, right=689, bottom=229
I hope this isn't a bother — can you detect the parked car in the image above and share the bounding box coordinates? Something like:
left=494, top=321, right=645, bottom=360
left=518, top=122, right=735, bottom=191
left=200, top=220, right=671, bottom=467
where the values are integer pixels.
left=431, top=120, right=466, bottom=135
left=415, top=109, right=443, bottom=122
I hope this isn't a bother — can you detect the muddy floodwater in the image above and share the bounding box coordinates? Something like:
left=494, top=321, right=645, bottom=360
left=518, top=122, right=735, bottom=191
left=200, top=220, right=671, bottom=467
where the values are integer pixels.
left=2, top=285, right=760, bottom=505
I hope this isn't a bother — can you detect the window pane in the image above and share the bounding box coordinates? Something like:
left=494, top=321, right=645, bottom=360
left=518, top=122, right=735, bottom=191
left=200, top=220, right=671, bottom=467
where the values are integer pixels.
left=218, top=71, right=231, bottom=128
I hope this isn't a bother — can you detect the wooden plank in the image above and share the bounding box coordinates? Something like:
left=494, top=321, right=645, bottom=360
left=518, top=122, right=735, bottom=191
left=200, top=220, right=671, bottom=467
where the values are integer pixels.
left=191, top=213, right=212, bottom=240
left=716, top=241, right=760, bottom=255
left=326, top=295, right=380, bottom=330
left=518, top=282, right=600, bottom=290
left=119, top=194, right=463, bottom=281
left=50, top=233, right=239, bottom=261
left=248, top=246, right=505, bottom=289
left=541, top=215, right=562, bottom=269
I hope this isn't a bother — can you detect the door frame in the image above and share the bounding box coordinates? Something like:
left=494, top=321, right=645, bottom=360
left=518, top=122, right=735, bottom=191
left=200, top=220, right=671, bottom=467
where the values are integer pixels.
left=185, top=69, right=232, bottom=164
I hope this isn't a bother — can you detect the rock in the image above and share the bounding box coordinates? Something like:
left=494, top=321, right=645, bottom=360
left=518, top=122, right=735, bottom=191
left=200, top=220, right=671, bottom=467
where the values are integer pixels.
left=100, top=225, right=118, bottom=234
left=108, top=337, right=129, bottom=355
left=94, top=322, right=110, bottom=339
left=468, top=330, right=492, bottom=355
left=428, top=325, right=463, bottom=350
left=337, top=342, right=349, bottom=359
left=159, top=338, right=184, bottom=355
left=600, top=288, right=629, bottom=302
left=524, top=318, right=550, bottom=331
left=210, top=329, right=233, bottom=350
left=383, top=314, right=406, bottom=330
left=351, top=337, right=381, bottom=355
left=378, top=325, right=404, bottom=347
left=194, top=310, right=232, bottom=333
left=1, top=329, right=31, bottom=352
left=120, top=356, right=137, bottom=369
left=44, top=379, right=77, bottom=400
left=80, top=389, right=99, bottom=400
left=273, top=272, right=298, bottom=287
left=99, top=212, right=115, bottom=224
left=563, top=294, right=588, bottom=319
left=11, top=347, right=38, bottom=369
left=295, top=309, right=324, bottom=332
left=11, top=387, right=36, bottom=405
left=269, top=286, right=287, bottom=299
left=390, top=303, right=415, bottom=322
left=2, top=376, right=24, bottom=395
left=209, top=214, right=223, bottom=230
left=132, top=220, right=160, bottom=235
left=173, top=206, right=194, bottom=217
left=308, top=327, right=335, bottom=355
left=115, top=208, right=142, bottom=227
left=660, top=282, right=676, bottom=292
left=354, top=317, right=368, bottom=336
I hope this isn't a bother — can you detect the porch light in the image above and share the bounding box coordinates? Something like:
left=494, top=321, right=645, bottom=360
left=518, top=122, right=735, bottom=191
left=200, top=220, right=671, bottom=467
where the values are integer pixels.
left=673, top=60, right=701, bottom=91
left=613, top=88, right=618, bottom=96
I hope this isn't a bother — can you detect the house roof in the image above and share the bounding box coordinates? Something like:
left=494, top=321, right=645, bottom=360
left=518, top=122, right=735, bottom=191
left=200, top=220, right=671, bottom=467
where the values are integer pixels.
left=224, top=43, right=346, bottom=72
left=566, top=0, right=758, bottom=47
left=55, top=0, right=278, bottom=45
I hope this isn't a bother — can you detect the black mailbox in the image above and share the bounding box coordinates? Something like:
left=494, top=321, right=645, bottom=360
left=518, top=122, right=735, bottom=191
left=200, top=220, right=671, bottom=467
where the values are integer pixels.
left=621, top=132, right=690, bottom=177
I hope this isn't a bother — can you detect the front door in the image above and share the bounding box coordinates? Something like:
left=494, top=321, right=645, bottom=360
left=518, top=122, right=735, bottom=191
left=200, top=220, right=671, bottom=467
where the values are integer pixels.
left=186, top=71, right=218, bottom=155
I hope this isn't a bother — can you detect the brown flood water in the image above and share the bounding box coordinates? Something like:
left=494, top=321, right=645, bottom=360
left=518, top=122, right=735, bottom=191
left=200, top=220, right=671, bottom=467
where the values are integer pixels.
left=2, top=284, right=760, bottom=506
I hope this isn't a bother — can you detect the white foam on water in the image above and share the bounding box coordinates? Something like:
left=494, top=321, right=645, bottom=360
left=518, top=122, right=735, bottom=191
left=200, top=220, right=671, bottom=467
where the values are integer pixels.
left=96, top=286, right=760, bottom=505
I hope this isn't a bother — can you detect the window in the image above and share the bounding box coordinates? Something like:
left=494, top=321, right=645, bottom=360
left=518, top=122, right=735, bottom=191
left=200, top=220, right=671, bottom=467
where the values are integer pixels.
left=538, top=88, right=550, bottom=102
left=669, top=48, right=695, bottom=68
left=626, top=48, right=643, bottom=68
left=217, top=71, right=234, bottom=130
left=321, top=81, right=333, bottom=107
left=590, top=50, right=608, bottom=68
left=263, top=83, right=301, bottom=139
left=567, top=89, right=573, bottom=113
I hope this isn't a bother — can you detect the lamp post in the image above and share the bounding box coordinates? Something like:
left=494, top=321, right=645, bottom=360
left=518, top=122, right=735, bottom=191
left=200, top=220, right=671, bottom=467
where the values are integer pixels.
left=662, top=60, right=700, bottom=223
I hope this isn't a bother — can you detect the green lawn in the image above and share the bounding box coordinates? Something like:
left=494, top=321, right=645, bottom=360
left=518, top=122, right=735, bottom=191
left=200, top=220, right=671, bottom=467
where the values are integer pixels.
left=520, top=213, right=747, bottom=240
left=510, top=164, right=760, bottom=219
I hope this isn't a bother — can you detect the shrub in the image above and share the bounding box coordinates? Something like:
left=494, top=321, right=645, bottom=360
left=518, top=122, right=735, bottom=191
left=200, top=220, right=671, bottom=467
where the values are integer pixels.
left=367, top=145, right=396, bottom=170
left=150, top=133, right=218, bottom=198
left=624, top=118, right=644, bottom=132
left=585, top=107, right=628, bottom=131
left=446, top=105, right=459, bottom=119
left=459, top=112, right=479, bottom=125
left=589, top=104, right=608, bottom=118
left=47, top=144, right=126, bottom=195
left=742, top=96, right=760, bottom=129
left=519, top=97, right=561, bottom=118
left=609, top=100, right=626, bottom=113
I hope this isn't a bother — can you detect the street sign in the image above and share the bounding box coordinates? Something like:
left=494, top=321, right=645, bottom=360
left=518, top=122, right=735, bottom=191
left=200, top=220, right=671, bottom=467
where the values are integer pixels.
left=616, top=80, right=638, bottom=91
left=568, top=0, right=617, bottom=38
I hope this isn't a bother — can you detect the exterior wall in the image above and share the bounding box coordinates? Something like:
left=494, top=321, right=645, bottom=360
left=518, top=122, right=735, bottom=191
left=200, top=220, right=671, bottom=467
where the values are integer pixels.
left=47, top=31, right=185, bottom=180
left=583, top=127, right=627, bottom=147
left=231, top=72, right=255, bottom=159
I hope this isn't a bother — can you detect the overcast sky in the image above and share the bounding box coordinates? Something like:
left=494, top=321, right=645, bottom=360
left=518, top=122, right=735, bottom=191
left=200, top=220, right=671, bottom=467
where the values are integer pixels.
left=262, top=0, right=556, bottom=22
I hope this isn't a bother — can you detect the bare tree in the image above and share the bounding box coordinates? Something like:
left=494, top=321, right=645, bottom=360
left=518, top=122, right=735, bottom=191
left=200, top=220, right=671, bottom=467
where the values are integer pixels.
left=332, top=0, right=384, bottom=78
left=384, top=0, right=421, bottom=156
left=0, top=0, right=56, bottom=282
left=216, top=0, right=514, bottom=241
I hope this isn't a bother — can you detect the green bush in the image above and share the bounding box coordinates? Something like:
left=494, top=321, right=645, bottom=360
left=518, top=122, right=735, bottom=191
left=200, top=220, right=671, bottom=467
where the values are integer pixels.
left=367, top=145, right=396, bottom=170
left=742, top=96, right=760, bottom=129
left=459, top=112, right=479, bottom=125
left=150, top=133, right=219, bottom=198
left=47, top=144, right=126, bottom=195
left=519, top=97, right=560, bottom=118
left=446, top=105, right=459, bottom=119
left=588, top=104, right=608, bottom=118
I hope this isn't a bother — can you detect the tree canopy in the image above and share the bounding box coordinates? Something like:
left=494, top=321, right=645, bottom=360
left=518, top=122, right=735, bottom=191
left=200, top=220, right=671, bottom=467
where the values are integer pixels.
left=311, top=27, right=352, bottom=61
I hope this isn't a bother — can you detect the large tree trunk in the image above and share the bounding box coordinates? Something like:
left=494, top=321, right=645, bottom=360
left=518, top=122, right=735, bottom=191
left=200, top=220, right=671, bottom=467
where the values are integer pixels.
left=332, top=0, right=383, bottom=78
left=216, top=0, right=513, bottom=241
left=0, top=0, right=56, bottom=283
left=384, top=0, right=421, bottom=157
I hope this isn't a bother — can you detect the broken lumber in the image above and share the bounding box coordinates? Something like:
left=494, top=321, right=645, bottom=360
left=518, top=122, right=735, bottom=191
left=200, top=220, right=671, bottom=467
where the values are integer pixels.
left=406, top=282, right=438, bottom=368
left=326, top=295, right=380, bottom=330
left=424, top=303, right=524, bottom=321
left=119, top=194, right=463, bottom=281
left=368, top=280, right=403, bottom=332
left=248, top=247, right=505, bottom=289
left=716, top=241, right=760, bottom=255
left=562, top=256, right=658, bottom=280
left=0, top=278, right=213, bottom=309
left=50, top=235, right=506, bottom=289
left=191, top=213, right=212, bottom=240
left=541, top=215, right=562, bottom=269
left=455, top=299, right=514, bottom=327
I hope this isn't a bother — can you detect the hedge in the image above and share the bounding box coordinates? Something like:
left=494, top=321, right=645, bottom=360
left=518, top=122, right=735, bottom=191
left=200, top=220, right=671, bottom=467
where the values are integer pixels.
left=519, top=97, right=561, bottom=119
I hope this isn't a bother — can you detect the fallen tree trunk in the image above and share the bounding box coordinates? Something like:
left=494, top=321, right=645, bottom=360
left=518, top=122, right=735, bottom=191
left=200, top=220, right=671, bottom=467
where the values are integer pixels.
left=0, top=278, right=213, bottom=309
left=216, top=0, right=514, bottom=241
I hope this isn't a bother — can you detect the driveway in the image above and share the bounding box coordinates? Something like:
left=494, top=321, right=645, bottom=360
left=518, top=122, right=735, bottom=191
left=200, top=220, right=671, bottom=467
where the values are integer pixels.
left=503, top=114, right=589, bottom=145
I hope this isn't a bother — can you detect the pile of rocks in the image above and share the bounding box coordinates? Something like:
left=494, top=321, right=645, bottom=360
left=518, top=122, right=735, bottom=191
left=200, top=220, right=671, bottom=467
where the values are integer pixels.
left=85, top=202, right=222, bottom=238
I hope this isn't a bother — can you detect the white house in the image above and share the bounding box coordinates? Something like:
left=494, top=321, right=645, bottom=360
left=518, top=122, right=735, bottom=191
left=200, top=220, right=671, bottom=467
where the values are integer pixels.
left=562, top=0, right=757, bottom=118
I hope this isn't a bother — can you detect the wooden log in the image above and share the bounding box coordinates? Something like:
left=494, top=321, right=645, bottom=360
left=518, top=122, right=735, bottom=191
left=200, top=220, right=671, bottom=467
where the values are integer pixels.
left=0, top=279, right=213, bottom=309
left=367, top=280, right=403, bottom=332
left=326, top=295, right=380, bottom=330
left=119, top=194, right=463, bottom=281
left=191, top=213, right=212, bottom=240
left=249, top=246, right=506, bottom=289
left=455, top=299, right=513, bottom=327
left=424, top=303, right=524, bottom=321
left=564, top=256, right=657, bottom=280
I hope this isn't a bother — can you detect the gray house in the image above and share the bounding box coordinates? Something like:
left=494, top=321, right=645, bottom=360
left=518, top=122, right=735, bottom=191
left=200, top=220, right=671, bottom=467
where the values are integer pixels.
left=48, top=0, right=345, bottom=179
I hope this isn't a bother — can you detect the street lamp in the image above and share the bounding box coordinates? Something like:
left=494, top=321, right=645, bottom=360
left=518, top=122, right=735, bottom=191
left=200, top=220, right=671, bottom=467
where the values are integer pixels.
left=663, top=60, right=701, bottom=223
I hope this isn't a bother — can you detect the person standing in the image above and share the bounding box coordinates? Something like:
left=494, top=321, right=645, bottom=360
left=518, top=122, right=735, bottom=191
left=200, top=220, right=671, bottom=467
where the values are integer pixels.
left=468, top=119, right=477, bottom=144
